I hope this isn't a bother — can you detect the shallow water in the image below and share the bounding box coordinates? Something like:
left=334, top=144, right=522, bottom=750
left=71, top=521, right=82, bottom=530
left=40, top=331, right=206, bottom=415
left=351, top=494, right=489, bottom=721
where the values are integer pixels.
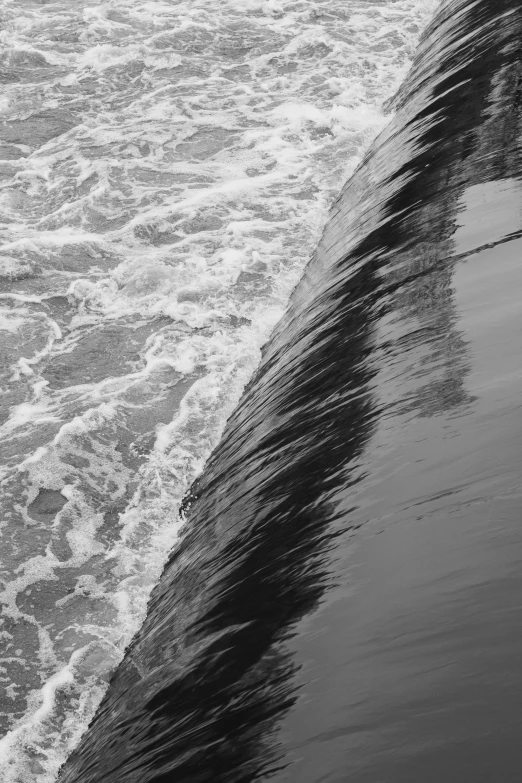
left=0, top=0, right=438, bottom=780
left=57, top=0, right=522, bottom=781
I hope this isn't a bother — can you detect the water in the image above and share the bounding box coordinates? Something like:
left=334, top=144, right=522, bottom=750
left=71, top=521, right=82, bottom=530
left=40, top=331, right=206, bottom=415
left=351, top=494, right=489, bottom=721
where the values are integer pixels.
left=55, top=0, right=522, bottom=780
left=0, top=0, right=438, bottom=780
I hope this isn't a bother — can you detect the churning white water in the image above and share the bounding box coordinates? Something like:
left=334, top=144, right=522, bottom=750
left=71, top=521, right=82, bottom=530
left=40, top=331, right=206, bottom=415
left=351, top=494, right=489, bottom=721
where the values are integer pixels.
left=0, top=0, right=438, bottom=779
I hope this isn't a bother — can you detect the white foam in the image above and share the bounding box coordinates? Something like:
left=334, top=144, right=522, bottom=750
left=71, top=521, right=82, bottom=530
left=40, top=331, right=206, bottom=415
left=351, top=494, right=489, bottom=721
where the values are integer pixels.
left=0, top=313, right=26, bottom=333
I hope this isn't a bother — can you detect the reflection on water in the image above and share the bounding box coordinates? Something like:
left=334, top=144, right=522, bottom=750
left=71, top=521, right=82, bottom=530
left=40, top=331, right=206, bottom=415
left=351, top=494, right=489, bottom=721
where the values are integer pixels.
left=61, top=1, right=522, bottom=782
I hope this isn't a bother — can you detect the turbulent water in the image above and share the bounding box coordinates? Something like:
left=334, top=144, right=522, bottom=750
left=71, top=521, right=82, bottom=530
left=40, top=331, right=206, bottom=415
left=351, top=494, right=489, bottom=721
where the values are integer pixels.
left=0, top=1, right=438, bottom=780
left=55, top=1, right=522, bottom=780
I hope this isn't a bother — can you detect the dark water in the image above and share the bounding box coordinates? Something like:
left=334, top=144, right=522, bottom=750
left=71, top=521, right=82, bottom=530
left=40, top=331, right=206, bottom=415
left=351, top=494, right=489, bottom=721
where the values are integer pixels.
left=60, top=0, right=522, bottom=780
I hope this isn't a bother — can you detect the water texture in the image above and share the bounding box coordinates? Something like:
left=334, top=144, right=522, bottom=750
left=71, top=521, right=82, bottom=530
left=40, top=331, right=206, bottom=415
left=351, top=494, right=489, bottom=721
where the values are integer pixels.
left=58, top=0, right=522, bottom=781
left=0, top=0, right=437, bottom=780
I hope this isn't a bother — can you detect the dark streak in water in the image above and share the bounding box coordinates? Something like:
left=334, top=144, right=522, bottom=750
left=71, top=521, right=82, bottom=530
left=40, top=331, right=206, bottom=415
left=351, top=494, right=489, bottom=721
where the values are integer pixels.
left=60, top=1, right=522, bottom=781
